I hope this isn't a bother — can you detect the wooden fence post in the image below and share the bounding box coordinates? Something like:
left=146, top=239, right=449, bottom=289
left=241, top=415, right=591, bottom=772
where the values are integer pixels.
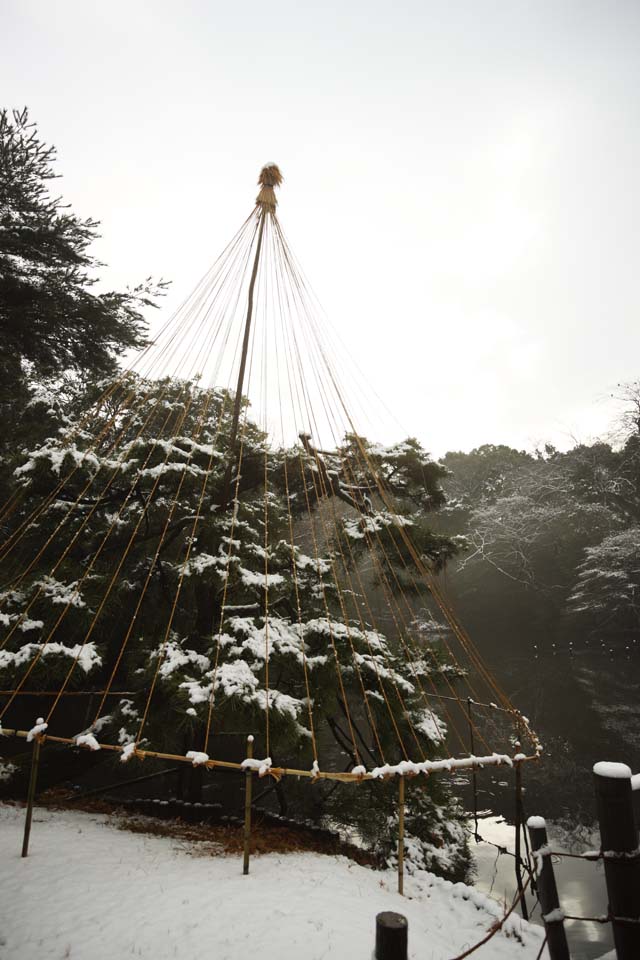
left=397, top=775, right=405, bottom=896
left=467, top=698, right=480, bottom=841
left=22, top=736, right=42, bottom=858
left=375, top=912, right=407, bottom=960
left=242, top=735, right=253, bottom=876
left=527, top=816, right=570, bottom=960
left=514, top=758, right=529, bottom=920
left=593, top=762, right=640, bottom=960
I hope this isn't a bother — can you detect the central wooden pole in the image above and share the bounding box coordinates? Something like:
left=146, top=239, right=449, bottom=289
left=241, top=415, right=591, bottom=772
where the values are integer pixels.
left=224, top=211, right=267, bottom=504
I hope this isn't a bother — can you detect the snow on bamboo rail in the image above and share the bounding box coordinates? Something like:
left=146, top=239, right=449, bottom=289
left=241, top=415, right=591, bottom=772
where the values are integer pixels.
left=1, top=726, right=538, bottom=782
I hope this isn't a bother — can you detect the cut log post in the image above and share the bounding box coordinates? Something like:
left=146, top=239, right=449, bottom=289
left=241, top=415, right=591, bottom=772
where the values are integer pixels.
left=242, top=735, right=254, bottom=876
left=375, top=912, right=408, bottom=960
left=527, top=816, right=570, bottom=960
left=593, top=762, right=640, bottom=960
left=397, top=775, right=405, bottom=896
left=21, top=736, right=42, bottom=858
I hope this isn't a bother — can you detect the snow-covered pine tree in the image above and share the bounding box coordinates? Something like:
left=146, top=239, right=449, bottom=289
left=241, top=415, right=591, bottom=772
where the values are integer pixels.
left=0, top=108, right=166, bottom=471
left=0, top=373, right=469, bottom=878
left=568, top=527, right=640, bottom=639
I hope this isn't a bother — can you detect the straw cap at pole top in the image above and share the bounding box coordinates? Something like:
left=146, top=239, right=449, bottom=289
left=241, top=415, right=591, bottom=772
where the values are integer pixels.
left=256, top=164, right=283, bottom=212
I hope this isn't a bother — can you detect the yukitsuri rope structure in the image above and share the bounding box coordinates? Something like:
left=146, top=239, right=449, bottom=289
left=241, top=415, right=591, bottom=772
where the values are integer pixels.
left=0, top=164, right=542, bottom=802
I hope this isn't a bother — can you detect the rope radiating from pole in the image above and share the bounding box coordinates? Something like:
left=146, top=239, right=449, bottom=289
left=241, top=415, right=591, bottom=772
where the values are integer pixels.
left=0, top=159, right=542, bottom=781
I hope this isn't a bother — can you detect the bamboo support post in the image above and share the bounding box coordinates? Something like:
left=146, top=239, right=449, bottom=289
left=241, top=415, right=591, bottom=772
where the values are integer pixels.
left=514, top=755, right=529, bottom=920
left=593, top=762, right=640, bottom=960
left=242, top=735, right=254, bottom=876
left=527, top=816, right=570, bottom=960
left=21, top=735, right=42, bottom=858
left=375, top=912, right=408, bottom=960
left=397, top=775, right=405, bottom=895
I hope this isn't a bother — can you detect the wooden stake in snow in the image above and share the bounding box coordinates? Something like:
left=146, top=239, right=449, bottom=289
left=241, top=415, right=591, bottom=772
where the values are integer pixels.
left=242, top=735, right=254, bottom=876
left=22, top=727, right=44, bottom=857
left=397, top=775, right=405, bottom=896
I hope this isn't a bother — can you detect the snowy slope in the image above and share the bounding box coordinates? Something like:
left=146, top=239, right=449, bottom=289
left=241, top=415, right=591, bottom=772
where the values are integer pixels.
left=0, top=803, right=547, bottom=960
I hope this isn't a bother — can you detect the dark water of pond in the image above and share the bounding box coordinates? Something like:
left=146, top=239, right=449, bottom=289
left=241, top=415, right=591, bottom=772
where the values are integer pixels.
left=470, top=814, right=613, bottom=960
left=458, top=641, right=640, bottom=960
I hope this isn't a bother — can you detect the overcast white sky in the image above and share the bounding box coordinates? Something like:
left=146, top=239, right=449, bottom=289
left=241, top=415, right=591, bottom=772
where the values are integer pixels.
left=4, top=0, right=640, bottom=455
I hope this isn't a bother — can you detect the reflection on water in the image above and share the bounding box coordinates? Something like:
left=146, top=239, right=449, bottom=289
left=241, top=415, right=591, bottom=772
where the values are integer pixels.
left=471, top=816, right=613, bottom=960
left=442, top=631, right=639, bottom=958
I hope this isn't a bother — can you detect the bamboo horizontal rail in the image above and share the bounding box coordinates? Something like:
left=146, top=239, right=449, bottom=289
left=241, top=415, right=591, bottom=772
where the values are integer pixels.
left=0, top=727, right=539, bottom=783
left=0, top=690, right=137, bottom=697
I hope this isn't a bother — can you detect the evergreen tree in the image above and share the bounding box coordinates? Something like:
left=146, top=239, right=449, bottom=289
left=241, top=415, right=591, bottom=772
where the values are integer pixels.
left=568, top=527, right=640, bottom=639
left=0, top=108, right=165, bottom=456
left=0, top=374, right=468, bottom=878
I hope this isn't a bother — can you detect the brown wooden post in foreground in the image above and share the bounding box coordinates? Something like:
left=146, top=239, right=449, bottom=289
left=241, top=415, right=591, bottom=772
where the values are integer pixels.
left=527, top=816, right=570, bottom=960
left=397, top=775, right=405, bottom=895
left=375, top=912, right=408, bottom=960
left=593, top=761, right=640, bottom=960
left=242, top=735, right=254, bottom=875
left=22, top=735, right=43, bottom=858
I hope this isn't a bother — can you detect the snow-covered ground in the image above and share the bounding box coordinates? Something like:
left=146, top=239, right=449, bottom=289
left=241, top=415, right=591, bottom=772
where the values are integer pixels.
left=0, top=803, right=551, bottom=960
